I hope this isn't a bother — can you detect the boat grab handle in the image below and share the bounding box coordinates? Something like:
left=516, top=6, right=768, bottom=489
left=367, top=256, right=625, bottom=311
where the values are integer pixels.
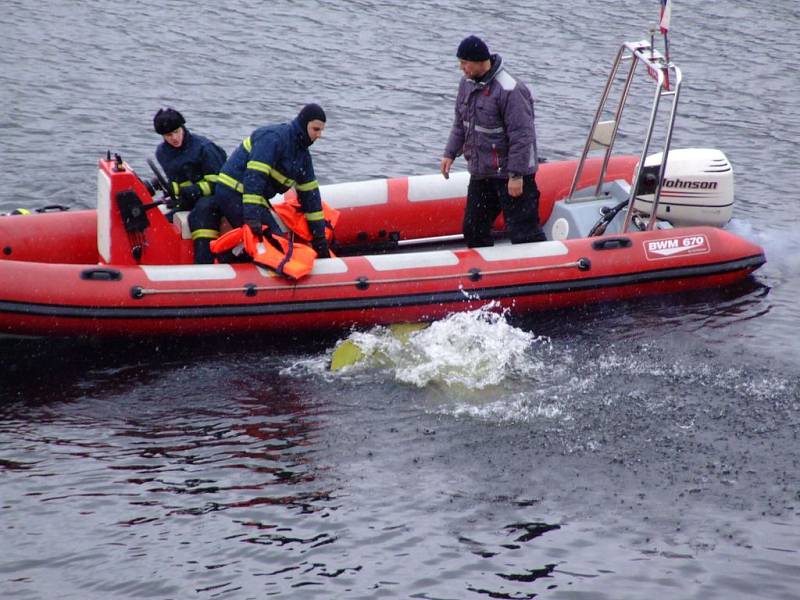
left=592, top=237, right=632, bottom=250
left=81, top=267, right=122, bottom=281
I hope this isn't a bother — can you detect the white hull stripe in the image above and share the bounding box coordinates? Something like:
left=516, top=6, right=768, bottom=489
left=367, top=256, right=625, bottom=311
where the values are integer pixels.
left=365, top=250, right=459, bottom=271
left=141, top=264, right=237, bottom=281
left=408, top=172, right=469, bottom=202
left=475, top=241, right=569, bottom=261
left=320, top=179, right=389, bottom=208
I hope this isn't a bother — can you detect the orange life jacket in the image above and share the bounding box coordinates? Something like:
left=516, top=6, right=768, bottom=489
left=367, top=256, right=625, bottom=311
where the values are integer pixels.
left=210, top=226, right=318, bottom=280
left=210, top=227, right=246, bottom=255
left=275, top=198, right=339, bottom=243
left=210, top=200, right=338, bottom=279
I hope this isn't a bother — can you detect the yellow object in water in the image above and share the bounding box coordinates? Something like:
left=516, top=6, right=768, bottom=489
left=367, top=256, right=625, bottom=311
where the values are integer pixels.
left=329, top=322, right=429, bottom=371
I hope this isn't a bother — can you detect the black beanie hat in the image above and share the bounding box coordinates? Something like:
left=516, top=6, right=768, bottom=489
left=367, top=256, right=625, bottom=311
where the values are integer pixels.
left=456, top=35, right=490, bottom=62
left=297, top=103, right=327, bottom=128
left=153, top=107, right=185, bottom=135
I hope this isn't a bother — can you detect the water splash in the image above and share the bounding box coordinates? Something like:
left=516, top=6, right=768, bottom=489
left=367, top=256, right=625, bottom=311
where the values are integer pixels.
left=729, top=218, right=800, bottom=274
left=332, top=304, right=552, bottom=390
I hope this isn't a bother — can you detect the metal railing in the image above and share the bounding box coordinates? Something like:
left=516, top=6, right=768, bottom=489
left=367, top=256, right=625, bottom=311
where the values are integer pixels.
left=566, top=38, right=682, bottom=232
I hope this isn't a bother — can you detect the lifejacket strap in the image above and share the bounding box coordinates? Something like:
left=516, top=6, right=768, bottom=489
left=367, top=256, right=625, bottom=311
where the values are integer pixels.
left=275, top=234, right=295, bottom=276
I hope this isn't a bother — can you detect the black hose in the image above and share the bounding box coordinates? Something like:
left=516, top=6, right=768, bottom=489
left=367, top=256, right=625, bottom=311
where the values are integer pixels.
left=588, top=198, right=630, bottom=237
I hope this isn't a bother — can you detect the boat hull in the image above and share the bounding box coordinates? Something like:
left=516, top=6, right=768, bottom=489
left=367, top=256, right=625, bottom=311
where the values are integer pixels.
left=0, top=228, right=764, bottom=337
left=0, top=156, right=765, bottom=338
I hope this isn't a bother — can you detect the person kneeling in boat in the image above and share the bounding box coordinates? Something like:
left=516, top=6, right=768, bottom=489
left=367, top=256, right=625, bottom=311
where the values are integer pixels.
left=209, top=104, right=335, bottom=271
left=440, top=35, right=546, bottom=247
left=152, top=107, right=229, bottom=262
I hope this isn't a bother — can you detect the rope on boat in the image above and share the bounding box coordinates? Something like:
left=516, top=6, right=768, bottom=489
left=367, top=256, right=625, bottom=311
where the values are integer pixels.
left=131, top=258, right=591, bottom=298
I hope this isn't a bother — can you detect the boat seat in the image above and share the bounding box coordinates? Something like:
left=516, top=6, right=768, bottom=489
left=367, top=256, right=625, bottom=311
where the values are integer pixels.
left=171, top=210, right=232, bottom=239
left=172, top=211, right=192, bottom=239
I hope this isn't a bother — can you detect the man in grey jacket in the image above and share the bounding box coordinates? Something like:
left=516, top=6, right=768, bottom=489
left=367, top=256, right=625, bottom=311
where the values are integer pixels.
left=441, top=35, right=546, bottom=247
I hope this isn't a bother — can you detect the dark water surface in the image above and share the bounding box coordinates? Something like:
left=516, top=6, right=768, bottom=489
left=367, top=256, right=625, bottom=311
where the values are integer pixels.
left=2, top=1, right=799, bottom=598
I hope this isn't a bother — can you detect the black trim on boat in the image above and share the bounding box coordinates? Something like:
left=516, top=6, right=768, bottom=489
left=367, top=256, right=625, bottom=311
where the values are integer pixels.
left=592, top=237, right=631, bottom=251
left=0, top=254, right=766, bottom=322
left=81, top=267, right=122, bottom=281
left=633, top=197, right=734, bottom=209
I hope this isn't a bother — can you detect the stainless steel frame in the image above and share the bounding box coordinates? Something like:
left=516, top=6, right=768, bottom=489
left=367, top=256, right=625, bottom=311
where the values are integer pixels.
left=566, top=39, right=682, bottom=232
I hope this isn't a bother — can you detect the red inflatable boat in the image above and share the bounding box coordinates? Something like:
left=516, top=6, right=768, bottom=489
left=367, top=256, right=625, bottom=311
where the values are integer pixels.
left=0, top=39, right=766, bottom=338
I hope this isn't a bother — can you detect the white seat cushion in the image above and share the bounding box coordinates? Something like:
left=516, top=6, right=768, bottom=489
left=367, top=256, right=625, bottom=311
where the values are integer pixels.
left=172, top=211, right=192, bottom=239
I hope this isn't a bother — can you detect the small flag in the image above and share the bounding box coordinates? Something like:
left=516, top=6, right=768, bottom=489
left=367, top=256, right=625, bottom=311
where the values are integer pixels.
left=659, top=0, right=672, bottom=34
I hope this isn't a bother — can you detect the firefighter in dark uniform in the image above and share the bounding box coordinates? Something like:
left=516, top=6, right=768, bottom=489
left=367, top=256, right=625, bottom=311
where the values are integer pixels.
left=209, top=103, right=331, bottom=262
left=153, top=107, right=228, bottom=263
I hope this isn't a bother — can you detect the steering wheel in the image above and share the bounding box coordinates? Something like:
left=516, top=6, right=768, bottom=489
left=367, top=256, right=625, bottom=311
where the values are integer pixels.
left=147, top=158, right=178, bottom=206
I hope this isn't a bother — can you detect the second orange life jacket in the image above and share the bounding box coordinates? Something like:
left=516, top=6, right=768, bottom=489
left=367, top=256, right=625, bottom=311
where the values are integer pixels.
left=274, top=198, right=339, bottom=244
left=210, top=226, right=318, bottom=280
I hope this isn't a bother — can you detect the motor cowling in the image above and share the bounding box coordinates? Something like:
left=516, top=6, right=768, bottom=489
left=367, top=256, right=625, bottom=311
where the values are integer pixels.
left=633, top=148, right=734, bottom=227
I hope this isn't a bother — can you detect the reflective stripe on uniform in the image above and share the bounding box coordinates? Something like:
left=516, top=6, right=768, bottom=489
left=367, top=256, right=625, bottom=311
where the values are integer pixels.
left=462, top=120, right=504, bottom=134
left=237, top=136, right=305, bottom=193
left=246, top=160, right=272, bottom=175
left=191, top=228, right=219, bottom=240
left=295, top=180, right=319, bottom=192
left=218, top=173, right=244, bottom=193
left=243, top=194, right=269, bottom=207
left=305, top=210, right=324, bottom=221
left=198, top=181, right=212, bottom=196
left=269, top=166, right=295, bottom=188
left=245, top=158, right=297, bottom=189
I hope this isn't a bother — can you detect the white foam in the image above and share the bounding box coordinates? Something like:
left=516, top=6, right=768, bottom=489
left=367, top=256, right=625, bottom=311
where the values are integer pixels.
left=337, top=303, right=551, bottom=390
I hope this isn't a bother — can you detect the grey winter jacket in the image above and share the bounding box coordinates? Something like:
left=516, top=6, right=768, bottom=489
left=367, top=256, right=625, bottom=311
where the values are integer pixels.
left=444, top=54, right=538, bottom=179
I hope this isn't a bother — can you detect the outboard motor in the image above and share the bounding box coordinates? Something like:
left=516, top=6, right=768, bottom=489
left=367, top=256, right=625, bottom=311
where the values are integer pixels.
left=633, top=148, right=734, bottom=227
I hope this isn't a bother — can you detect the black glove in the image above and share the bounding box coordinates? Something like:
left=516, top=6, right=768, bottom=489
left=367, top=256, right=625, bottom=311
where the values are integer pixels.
left=245, top=219, right=263, bottom=240
left=307, top=218, right=330, bottom=258
left=311, top=235, right=330, bottom=258
left=177, top=186, right=201, bottom=210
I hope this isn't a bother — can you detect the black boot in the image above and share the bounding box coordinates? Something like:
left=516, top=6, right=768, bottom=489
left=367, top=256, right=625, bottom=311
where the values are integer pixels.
left=193, top=238, right=214, bottom=264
